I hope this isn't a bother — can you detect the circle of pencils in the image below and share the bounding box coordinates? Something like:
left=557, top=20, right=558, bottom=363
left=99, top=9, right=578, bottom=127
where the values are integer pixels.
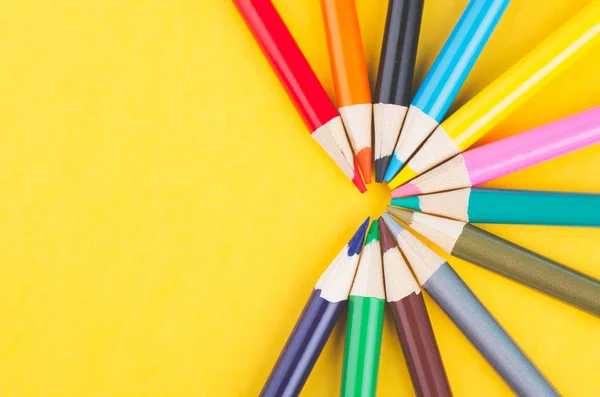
left=231, top=0, right=600, bottom=395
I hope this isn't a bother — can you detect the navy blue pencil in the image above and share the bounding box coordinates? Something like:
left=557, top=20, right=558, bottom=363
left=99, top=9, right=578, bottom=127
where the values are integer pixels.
left=260, top=218, right=369, bottom=397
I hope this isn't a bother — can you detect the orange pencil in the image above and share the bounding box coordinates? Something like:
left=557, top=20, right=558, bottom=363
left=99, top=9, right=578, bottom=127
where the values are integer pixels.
left=321, top=0, right=373, bottom=183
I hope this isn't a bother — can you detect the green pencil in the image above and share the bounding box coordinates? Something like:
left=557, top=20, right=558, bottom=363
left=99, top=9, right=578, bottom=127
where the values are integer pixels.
left=340, top=220, right=385, bottom=397
left=391, top=187, right=600, bottom=227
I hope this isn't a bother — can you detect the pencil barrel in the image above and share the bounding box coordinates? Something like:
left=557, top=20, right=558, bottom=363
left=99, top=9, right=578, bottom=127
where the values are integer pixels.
left=444, top=1, right=600, bottom=150
left=412, top=0, right=510, bottom=122
left=423, top=264, right=559, bottom=396
left=374, top=0, right=424, bottom=106
left=464, top=106, right=600, bottom=186
left=468, top=189, right=600, bottom=226
left=261, top=290, right=345, bottom=397
left=340, top=296, right=385, bottom=397
left=389, top=293, right=452, bottom=397
left=453, top=225, right=600, bottom=317
left=233, top=0, right=338, bottom=132
left=321, top=0, right=371, bottom=107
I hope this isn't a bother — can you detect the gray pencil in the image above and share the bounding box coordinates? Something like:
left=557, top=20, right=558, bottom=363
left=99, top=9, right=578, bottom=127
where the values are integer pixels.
left=381, top=214, right=559, bottom=397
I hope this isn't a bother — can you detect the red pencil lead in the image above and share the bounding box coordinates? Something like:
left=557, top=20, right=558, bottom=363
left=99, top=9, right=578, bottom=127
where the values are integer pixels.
left=352, top=159, right=367, bottom=193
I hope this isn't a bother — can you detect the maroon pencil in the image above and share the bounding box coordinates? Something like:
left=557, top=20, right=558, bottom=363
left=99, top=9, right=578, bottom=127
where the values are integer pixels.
left=379, top=217, right=452, bottom=397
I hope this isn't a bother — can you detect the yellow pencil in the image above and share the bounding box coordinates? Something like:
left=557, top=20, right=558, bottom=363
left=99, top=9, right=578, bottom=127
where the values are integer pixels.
left=388, top=0, right=600, bottom=190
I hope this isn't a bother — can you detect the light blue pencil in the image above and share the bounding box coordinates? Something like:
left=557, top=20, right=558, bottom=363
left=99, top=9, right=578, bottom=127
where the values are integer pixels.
left=384, top=0, right=511, bottom=182
left=381, top=213, right=559, bottom=397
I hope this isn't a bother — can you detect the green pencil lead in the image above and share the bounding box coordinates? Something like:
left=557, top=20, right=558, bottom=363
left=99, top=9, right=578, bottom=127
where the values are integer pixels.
left=365, top=219, right=379, bottom=245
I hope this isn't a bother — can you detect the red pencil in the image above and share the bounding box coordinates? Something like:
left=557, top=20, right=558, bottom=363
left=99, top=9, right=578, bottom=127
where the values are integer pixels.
left=233, top=0, right=366, bottom=192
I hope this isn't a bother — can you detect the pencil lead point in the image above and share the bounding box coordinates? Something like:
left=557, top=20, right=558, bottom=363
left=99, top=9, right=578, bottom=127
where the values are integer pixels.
left=377, top=217, right=397, bottom=251
left=365, top=219, right=379, bottom=245
left=388, top=166, right=418, bottom=189
left=348, top=217, right=369, bottom=255
left=387, top=206, right=414, bottom=225
left=391, top=183, right=421, bottom=198
left=390, top=196, right=421, bottom=211
left=375, top=156, right=391, bottom=183
left=352, top=159, right=367, bottom=193
left=356, top=149, right=372, bottom=184
left=381, top=213, right=404, bottom=237
left=383, top=156, right=403, bottom=182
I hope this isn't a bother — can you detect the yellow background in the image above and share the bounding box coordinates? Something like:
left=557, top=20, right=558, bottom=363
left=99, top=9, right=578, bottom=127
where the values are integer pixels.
left=0, top=0, right=599, bottom=395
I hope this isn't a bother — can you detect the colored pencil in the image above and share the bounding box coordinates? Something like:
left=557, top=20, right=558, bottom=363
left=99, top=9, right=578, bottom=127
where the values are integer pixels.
left=233, top=0, right=366, bottom=193
left=321, top=0, right=373, bottom=184
left=340, top=220, right=385, bottom=397
left=388, top=0, right=600, bottom=189
left=260, top=218, right=368, bottom=397
left=384, top=0, right=510, bottom=182
left=388, top=206, right=600, bottom=317
left=391, top=187, right=600, bottom=227
left=379, top=217, right=452, bottom=397
left=381, top=214, right=559, bottom=396
left=374, top=0, right=424, bottom=182
left=392, top=105, right=600, bottom=198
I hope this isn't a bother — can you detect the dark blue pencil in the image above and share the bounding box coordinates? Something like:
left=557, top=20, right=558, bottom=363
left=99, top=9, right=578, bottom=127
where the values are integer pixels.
left=260, top=218, right=369, bottom=397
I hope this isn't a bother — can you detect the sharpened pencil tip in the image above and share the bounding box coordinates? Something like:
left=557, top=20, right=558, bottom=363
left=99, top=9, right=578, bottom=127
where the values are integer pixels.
left=388, top=166, right=418, bottom=189
left=384, top=156, right=403, bottom=182
left=387, top=206, right=414, bottom=225
left=375, top=156, right=391, bottom=183
left=356, top=149, right=372, bottom=184
left=390, top=197, right=420, bottom=211
left=391, top=183, right=421, bottom=198
left=365, top=219, right=379, bottom=245
left=352, top=159, right=367, bottom=193
left=348, top=217, right=370, bottom=256
left=378, top=217, right=397, bottom=252
left=381, top=213, right=404, bottom=237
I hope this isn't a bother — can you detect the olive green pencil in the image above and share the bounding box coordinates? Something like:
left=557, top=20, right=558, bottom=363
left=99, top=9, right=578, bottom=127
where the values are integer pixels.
left=387, top=206, right=600, bottom=317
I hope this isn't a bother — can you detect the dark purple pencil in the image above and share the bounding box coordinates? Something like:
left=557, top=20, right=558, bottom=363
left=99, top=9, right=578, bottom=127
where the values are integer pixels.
left=260, top=218, right=369, bottom=397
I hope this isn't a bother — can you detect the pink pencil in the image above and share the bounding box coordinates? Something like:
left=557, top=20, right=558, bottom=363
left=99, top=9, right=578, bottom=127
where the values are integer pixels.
left=392, top=106, right=600, bottom=198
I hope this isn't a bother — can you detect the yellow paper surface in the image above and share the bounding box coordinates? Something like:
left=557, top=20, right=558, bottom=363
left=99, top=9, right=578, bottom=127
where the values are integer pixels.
left=0, top=1, right=599, bottom=396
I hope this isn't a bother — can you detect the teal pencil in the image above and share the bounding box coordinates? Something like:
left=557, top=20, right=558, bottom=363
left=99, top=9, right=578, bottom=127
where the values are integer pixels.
left=391, top=188, right=600, bottom=227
